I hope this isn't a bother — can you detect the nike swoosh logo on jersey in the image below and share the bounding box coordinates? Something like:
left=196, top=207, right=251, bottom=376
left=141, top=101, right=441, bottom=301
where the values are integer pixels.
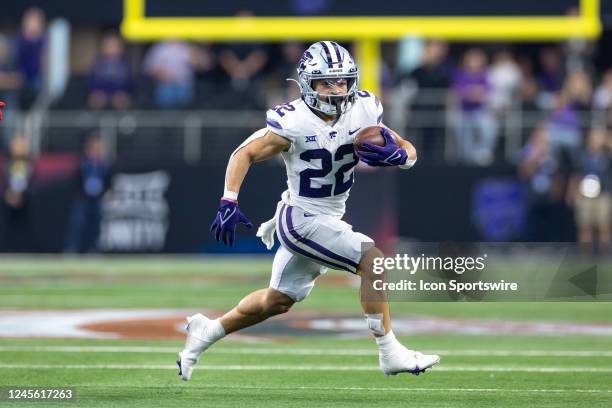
left=348, top=127, right=361, bottom=135
left=220, top=208, right=237, bottom=226
left=303, top=212, right=316, bottom=217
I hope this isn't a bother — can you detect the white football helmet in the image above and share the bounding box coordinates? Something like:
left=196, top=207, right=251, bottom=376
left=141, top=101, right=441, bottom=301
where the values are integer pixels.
left=295, top=41, right=359, bottom=116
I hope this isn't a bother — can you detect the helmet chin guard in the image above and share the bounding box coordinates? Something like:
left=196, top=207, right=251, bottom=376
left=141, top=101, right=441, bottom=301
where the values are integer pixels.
left=294, top=41, right=359, bottom=116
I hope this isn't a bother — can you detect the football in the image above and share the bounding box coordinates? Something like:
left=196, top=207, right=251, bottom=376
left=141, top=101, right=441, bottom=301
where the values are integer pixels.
left=353, top=126, right=386, bottom=152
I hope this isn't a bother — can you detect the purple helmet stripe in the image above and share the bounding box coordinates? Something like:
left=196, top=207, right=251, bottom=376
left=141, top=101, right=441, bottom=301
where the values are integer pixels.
left=277, top=205, right=349, bottom=271
left=331, top=42, right=343, bottom=68
left=325, top=41, right=338, bottom=63
left=285, top=205, right=358, bottom=270
left=319, top=41, right=334, bottom=68
left=266, top=119, right=283, bottom=129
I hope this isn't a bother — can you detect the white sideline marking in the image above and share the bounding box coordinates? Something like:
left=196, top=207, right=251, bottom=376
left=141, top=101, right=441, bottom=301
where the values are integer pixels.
left=1, top=363, right=612, bottom=373
left=77, top=384, right=612, bottom=394
left=1, top=345, right=612, bottom=357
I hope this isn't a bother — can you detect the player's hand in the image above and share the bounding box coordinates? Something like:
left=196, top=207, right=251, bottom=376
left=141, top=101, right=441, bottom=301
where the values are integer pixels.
left=0, top=101, right=5, bottom=122
left=356, top=127, right=407, bottom=167
left=210, top=198, right=253, bottom=246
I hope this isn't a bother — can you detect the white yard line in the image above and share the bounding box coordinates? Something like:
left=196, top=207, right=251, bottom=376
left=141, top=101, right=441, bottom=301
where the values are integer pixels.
left=74, top=384, right=612, bottom=394
left=1, top=363, right=612, bottom=373
left=1, top=345, right=611, bottom=357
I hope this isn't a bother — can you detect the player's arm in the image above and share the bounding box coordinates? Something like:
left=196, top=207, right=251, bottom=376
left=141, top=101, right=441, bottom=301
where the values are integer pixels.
left=210, top=131, right=290, bottom=246
left=224, top=131, right=290, bottom=196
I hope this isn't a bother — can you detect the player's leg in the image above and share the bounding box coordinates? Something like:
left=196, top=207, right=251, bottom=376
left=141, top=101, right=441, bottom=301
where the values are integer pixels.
left=276, top=204, right=391, bottom=333
left=220, top=245, right=323, bottom=332
left=357, top=245, right=440, bottom=376
left=219, top=288, right=294, bottom=334
left=357, top=246, right=391, bottom=334
left=178, top=245, right=321, bottom=381
left=177, top=287, right=293, bottom=381
left=275, top=203, right=439, bottom=375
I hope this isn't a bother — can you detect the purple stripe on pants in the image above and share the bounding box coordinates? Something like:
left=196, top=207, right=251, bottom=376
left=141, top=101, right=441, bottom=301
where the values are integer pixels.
left=277, top=205, right=348, bottom=271
left=284, top=205, right=358, bottom=272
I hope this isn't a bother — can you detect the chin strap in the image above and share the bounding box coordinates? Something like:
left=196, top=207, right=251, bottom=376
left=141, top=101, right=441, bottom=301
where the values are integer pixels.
left=330, top=98, right=344, bottom=125
left=332, top=97, right=343, bottom=115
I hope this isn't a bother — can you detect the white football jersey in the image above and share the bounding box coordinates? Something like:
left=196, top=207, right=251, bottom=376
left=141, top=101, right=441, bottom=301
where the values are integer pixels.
left=264, top=91, right=383, bottom=218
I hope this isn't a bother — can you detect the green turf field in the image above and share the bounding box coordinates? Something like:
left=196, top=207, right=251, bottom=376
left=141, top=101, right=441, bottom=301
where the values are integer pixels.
left=0, top=256, right=611, bottom=407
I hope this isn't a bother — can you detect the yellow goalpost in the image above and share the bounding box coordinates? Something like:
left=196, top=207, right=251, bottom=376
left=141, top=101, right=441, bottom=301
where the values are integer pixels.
left=121, top=0, right=601, bottom=96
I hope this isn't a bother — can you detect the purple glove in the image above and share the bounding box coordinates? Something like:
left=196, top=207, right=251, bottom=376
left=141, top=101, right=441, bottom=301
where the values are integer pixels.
left=357, top=127, right=408, bottom=167
left=210, top=199, right=253, bottom=246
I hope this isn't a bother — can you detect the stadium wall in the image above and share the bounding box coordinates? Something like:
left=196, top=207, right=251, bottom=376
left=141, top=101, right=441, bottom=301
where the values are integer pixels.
left=0, top=159, right=542, bottom=253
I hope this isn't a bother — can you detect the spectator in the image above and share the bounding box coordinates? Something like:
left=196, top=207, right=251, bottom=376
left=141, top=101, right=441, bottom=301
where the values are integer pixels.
left=406, top=40, right=452, bottom=162
left=88, top=33, right=131, bottom=110
left=0, top=35, right=22, bottom=100
left=265, top=41, right=303, bottom=107
left=517, top=56, right=539, bottom=111
left=488, top=50, right=522, bottom=156
left=143, top=40, right=212, bottom=109
left=13, top=7, right=46, bottom=110
left=563, top=69, right=592, bottom=140
left=64, top=136, right=111, bottom=253
left=592, top=69, right=612, bottom=128
left=537, top=47, right=564, bottom=109
left=453, top=48, right=497, bottom=165
left=518, top=125, right=570, bottom=241
left=488, top=50, right=521, bottom=113
left=547, top=92, right=581, bottom=153
left=218, top=41, right=268, bottom=91
left=1, top=135, right=33, bottom=252
left=217, top=11, right=268, bottom=93
left=564, top=6, right=595, bottom=74
left=396, top=36, right=425, bottom=78
left=408, top=40, right=452, bottom=94
left=563, top=69, right=592, bottom=110
left=0, top=35, right=22, bottom=139
left=567, top=128, right=611, bottom=253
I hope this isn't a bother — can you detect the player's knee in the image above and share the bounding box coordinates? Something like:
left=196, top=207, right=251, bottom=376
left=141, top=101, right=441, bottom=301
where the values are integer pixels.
left=262, top=288, right=294, bottom=315
left=357, top=246, right=384, bottom=279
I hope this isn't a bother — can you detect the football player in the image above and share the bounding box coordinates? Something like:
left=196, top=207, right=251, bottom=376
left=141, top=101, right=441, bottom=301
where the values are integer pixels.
left=178, top=41, right=439, bottom=380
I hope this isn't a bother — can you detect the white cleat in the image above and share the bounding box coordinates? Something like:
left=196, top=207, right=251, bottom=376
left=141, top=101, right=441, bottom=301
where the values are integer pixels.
left=379, top=346, right=440, bottom=376
left=177, top=313, right=211, bottom=381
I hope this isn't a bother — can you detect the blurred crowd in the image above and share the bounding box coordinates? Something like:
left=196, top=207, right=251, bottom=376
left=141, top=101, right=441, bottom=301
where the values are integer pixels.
left=0, top=7, right=611, bottom=252
left=397, top=40, right=608, bottom=164
left=395, top=38, right=611, bottom=251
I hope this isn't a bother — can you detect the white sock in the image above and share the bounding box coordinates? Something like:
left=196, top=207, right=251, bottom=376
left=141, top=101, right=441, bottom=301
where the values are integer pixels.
left=375, top=330, right=401, bottom=355
left=200, top=318, right=226, bottom=347
left=183, top=317, right=226, bottom=360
